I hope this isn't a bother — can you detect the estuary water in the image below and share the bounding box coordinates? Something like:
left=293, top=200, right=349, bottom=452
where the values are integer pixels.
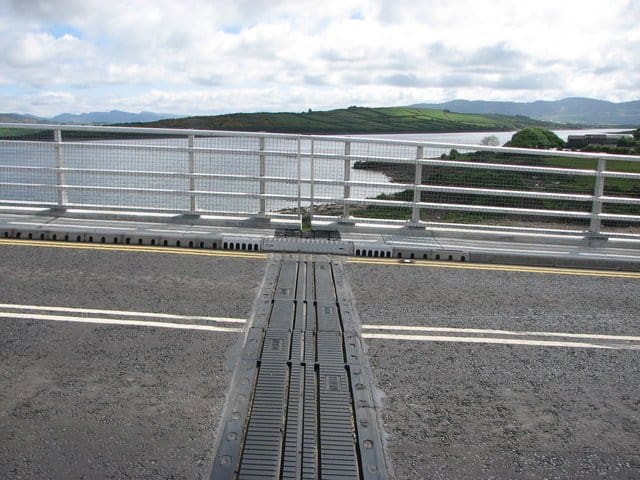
left=353, top=128, right=626, bottom=146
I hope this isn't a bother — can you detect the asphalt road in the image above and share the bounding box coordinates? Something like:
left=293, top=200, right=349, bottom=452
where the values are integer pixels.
left=3, top=242, right=640, bottom=480
left=346, top=260, right=640, bottom=480
left=0, top=242, right=266, bottom=479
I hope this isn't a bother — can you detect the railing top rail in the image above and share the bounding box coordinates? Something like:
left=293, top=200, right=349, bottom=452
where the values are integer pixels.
left=315, top=134, right=640, bottom=163
left=0, top=122, right=301, bottom=140
left=1, top=122, right=639, bottom=163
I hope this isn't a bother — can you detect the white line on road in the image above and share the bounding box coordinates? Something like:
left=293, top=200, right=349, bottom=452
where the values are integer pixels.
left=361, top=324, right=640, bottom=342
left=0, top=303, right=246, bottom=324
left=361, top=332, right=640, bottom=350
left=9, top=222, right=138, bottom=231
left=0, top=312, right=244, bottom=333
left=579, top=252, right=640, bottom=259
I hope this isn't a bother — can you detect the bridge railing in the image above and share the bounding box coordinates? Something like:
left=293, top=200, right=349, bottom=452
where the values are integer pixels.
left=1, top=123, right=639, bottom=239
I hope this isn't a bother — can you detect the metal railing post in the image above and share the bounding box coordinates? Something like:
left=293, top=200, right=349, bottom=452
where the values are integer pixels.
left=188, top=134, right=197, bottom=215
left=589, top=158, right=606, bottom=236
left=411, top=146, right=424, bottom=225
left=296, top=136, right=302, bottom=221
left=342, top=141, right=351, bottom=220
left=53, top=129, right=67, bottom=211
left=309, top=139, right=315, bottom=219
left=259, top=137, right=266, bottom=215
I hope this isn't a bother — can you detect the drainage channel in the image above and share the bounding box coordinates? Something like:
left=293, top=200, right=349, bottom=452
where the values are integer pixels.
left=211, top=254, right=387, bottom=480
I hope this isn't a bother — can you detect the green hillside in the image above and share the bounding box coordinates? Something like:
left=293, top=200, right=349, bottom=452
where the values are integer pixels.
left=134, top=106, right=566, bottom=134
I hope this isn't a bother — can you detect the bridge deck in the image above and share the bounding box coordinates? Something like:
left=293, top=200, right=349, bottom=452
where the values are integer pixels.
left=1, top=240, right=639, bottom=479
left=2, top=211, right=640, bottom=271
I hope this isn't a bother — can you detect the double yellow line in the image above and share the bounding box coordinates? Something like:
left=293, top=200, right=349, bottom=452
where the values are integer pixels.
left=0, top=238, right=267, bottom=259
left=348, top=257, right=640, bottom=279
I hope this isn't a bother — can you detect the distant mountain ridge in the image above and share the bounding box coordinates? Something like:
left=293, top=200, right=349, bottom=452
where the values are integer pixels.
left=409, top=98, right=640, bottom=126
left=2, top=98, right=639, bottom=126
left=51, top=110, right=177, bottom=124
left=0, top=110, right=178, bottom=125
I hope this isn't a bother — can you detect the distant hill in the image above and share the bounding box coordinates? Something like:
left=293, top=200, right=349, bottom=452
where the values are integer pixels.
left=409, top=98, right=640, bottom=126
left=136, top=106, right=568, bottom=134
left=0, top=113, right=45, bottom=124
left=0, top=110, right=179, bottom=125
left=52, top=110, right=178, bottom=125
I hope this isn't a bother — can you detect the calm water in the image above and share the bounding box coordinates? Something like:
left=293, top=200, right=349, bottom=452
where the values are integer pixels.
left=0, top=136, right=399, bottom=213
left=0, top=128, right=626, bottom=214
left=353, top=128, right=626, bottom=146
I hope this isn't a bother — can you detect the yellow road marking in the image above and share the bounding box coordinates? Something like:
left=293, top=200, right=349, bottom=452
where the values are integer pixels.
left=0, top=238, right=267, bottom=259
left=347, top=257, right=640, bottom=279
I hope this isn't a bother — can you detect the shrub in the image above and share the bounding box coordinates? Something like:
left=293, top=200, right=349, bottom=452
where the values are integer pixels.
left=480, top=135, right=499, bottom=146
left=617, top=136, right=635, bottom=147
left=507, top=127, right=565, bottom=149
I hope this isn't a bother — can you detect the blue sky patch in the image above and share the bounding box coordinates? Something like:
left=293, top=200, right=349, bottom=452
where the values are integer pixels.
left=222, top=25, right=242, bottom=34
left=47, top=23, right=83, bottom=39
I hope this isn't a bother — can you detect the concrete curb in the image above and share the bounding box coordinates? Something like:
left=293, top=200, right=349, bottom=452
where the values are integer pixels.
left=1, top=213, right=639, bottom=272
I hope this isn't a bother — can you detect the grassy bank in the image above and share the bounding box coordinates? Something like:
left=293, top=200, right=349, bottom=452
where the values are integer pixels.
left=132, top=106, right=568, bottom=134
left=352, top=149, right=640, bottom=226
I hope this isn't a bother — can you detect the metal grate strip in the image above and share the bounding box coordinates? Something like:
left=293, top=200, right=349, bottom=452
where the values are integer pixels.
left=211, top=255, right=388, bottom=479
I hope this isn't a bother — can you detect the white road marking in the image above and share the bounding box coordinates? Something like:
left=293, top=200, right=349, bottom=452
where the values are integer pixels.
left=9, top=222, right=137, bottom=231
left=7, top=222, right=49, bottom=226
left=46, top=225, right=139, bottom=231
left=360, top=333, right=639, bottom=350
left=0, top=303, right=246, bottom=324
left=459, top=246, right=570, bottom=255
left=147, top=228, right=195, bottom=233
left=580, top=252, right=640, bottom=259
left=0, top=312, right=243, bottom=333
left=361, top=324, right=640, bottom=342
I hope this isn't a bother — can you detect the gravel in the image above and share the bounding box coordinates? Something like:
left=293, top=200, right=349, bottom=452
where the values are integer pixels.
left=0, top=245, right=266, bottom=479
left=346, top=262, right=640, bottom=479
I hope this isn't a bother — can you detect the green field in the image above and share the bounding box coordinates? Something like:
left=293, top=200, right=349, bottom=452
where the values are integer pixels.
left=135, top=106, right=567, bottom=134
left=0, top=128, right=40, bottom=138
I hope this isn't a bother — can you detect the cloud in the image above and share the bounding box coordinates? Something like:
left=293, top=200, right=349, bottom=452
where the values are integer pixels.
left=0, top=0, right=637, bottom=116
left=379, top=74, right=430, bottom=88
left=4, top=0, right=89, bottom=22
left=2, top=32, right=83, bottom=68
left=427, top=42, right=527, bottom=70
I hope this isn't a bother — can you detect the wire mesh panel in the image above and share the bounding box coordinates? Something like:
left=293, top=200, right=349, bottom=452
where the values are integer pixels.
left=0, top=127, right=302, bottom=218
left=348, top=140, right=425, bottom=222
left=416, top=147, right=597, bottom=231
left=262, top=136, right=300, bottom=216
left=61, top=135, right=190, bottom=212
left=307, top=138, right=348, bottom=217
left=308, top=139, right=639, bottom=234
left=195, top=135, right=262, bottom=215
left=0, top=129, right=58, bottom=206
left=600, top=158, right=640, bottom=234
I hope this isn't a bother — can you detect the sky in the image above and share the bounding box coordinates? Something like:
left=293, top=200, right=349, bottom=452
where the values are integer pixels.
left=0, top=0, right=638, bottom=117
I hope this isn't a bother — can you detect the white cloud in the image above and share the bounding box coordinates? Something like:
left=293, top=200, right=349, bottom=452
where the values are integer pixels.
left=0, top=0, right=637, bottom=116
left=3, top=32, right=83, bottom=68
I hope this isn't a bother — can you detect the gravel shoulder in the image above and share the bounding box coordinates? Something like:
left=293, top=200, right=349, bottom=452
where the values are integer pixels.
left=0, top=245, right=266, bottom=479
left=346, top=262, right=640, bottom=480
